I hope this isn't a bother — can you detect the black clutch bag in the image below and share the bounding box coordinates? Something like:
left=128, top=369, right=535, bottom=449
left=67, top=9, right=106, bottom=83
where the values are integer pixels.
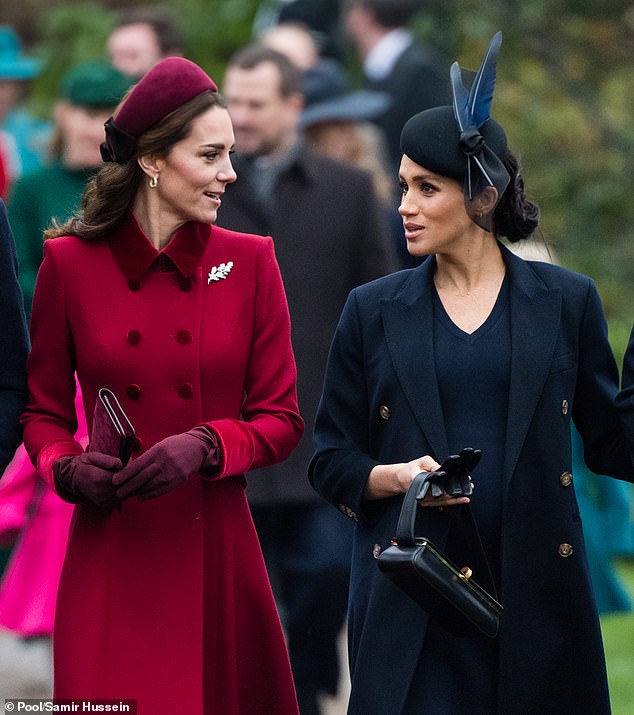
left=378, top=463, right=502, bottom=638
left=89, top=388, right=136, bottom=465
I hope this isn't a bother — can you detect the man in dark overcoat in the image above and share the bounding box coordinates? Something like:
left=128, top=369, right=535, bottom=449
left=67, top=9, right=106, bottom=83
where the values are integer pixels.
left=341, top=0, right=451, bottom=174
left=218, top=45, right=399, bottom=714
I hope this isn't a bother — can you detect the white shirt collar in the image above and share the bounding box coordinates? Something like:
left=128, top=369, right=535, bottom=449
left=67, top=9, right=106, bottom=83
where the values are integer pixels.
left=364, top=28, right=414, bottom=81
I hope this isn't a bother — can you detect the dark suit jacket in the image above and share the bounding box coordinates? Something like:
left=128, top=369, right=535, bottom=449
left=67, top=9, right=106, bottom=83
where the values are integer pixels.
left=366, top=40, right=451, bottom=173
left=310, top=245, right=634, bottom=714
left=216, top=145, right=399, bottom=503
left=0, top=199, right=29, bottom=474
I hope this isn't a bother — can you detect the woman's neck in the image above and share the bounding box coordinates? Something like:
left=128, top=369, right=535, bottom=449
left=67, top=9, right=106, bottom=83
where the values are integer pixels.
left=433, top=239, right=505, bottom=296
left=131, top=189, right=182, bottom=251
left=433, top=240, right=506, bottom=334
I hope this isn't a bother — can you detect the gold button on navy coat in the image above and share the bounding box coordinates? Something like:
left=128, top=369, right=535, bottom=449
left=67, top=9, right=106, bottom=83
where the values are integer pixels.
left=558, top=543, right=574, bottom=558
left=560, top=471, right=573, bottom=487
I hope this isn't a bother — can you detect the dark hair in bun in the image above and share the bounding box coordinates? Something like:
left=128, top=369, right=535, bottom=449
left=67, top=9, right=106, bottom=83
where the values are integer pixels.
left=493, top=150, right=540, bottom=242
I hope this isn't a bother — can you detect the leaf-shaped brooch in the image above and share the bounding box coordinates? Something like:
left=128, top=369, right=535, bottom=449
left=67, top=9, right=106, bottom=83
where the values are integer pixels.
left=207, top=261, right=234, bottom=284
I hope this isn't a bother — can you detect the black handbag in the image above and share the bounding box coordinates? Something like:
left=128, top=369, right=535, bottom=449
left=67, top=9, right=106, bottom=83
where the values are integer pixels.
left=378, top=467, right=502, bottom=638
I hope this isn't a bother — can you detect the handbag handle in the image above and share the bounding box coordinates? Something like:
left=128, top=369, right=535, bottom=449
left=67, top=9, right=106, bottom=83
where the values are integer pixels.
left=393, top=467, right=499, bottom=600
left=395, top=471, right=434, bottom=546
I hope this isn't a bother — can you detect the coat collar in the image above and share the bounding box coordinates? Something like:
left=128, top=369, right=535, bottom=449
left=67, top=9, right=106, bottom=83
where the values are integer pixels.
left=381, top=244, right=562, bottom=484
left=109, top=211, right=209, bottom=282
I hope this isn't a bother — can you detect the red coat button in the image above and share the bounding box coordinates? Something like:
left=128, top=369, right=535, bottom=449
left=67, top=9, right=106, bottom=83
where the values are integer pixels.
left=126, top=384, right=141, bottom=399
left=127, top=330, right=141, bottom=345
left=176, top=330, right=192, bottom=344
left=177, top=383, right=193, bottom=398
left=132, top=437, right=142, bottom=453
left=178, top=277, right=193, bottom=292
left=128, top=279, right=141, bottom=291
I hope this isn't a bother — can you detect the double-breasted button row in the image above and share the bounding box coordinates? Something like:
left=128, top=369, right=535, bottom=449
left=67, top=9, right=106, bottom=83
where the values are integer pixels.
left=125, top=382, right=194, bottom=399
left=126, top=329, right=192, bottom=345
left=560, top=471, right=573, bottom=487
left=337, top=503, right=358, bottom=521
left=176, top=329, right=192, bottom=344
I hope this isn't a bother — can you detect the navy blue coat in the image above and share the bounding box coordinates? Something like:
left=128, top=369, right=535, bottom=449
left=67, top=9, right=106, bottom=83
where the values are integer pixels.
left=0, top=199, right=28, bottom=474
left=310, top=245, right=634, bottom=714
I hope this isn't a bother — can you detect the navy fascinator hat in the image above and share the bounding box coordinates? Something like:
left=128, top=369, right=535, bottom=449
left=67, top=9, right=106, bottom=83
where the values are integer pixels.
left=400, top=32, right=510, bottom=229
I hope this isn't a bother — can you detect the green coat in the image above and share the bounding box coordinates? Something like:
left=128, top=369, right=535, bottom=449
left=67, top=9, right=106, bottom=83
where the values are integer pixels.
left=8, top=160, right=94, bottom=312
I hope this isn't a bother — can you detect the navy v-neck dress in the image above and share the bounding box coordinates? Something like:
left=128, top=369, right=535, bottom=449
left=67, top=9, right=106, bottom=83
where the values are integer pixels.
left=404, top=278, right=511, bottom=714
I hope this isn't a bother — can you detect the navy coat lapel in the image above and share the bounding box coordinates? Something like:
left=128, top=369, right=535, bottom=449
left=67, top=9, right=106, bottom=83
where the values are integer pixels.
left=381, top=257, right=450, bottom=461
left=502, top=246, right=562, bottom=485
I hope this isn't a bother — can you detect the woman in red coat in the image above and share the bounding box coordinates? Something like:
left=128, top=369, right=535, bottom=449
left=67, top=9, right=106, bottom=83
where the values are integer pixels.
left=21, top=57, right=303, bottom=715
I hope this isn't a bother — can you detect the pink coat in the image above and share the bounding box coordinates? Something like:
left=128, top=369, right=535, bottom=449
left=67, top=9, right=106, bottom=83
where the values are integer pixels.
left=22, top=215, right=303, bottom=714
left=0, top=385, right=86, bottom=637
left=0, top=446, right=73, bottom=636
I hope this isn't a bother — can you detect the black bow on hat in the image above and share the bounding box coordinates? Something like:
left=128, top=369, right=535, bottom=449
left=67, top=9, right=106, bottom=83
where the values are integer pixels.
left=450, top=31, right=510, bottom=203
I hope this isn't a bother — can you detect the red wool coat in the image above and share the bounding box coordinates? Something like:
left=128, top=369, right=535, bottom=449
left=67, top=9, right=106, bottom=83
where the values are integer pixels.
left=21, top=214, right=303, bottom=715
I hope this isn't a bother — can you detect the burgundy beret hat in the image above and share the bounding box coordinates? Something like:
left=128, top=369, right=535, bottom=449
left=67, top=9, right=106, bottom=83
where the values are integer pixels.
left=100, top=57, right=218, bottom=163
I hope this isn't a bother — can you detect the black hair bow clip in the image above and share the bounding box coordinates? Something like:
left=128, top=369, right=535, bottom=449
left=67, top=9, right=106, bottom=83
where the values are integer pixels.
left=100, top=117, right=138, bottom=164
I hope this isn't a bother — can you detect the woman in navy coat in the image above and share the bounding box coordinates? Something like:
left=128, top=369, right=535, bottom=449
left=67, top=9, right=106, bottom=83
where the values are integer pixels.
left=310, top=34, right=634, bottom=714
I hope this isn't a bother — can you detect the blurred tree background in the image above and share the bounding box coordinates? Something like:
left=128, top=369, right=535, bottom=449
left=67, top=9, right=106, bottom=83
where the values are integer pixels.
left=2, top=0, right=633, bottom=352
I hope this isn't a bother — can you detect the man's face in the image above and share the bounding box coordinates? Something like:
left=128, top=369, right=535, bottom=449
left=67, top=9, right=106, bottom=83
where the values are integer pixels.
left=107, top=23, right=163, bottom=77
left=222, top=61, right=302, bottom=159
left=55, top=102, right=113, bottom=170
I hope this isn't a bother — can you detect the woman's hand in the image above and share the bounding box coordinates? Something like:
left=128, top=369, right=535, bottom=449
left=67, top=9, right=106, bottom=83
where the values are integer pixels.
left=365, top=455, right=471, bottom=506
left=365, top=455, right=440, bottom=499
left=113, top=428, right=219, bottom=501
left=53, top=452, right=122, bottom=510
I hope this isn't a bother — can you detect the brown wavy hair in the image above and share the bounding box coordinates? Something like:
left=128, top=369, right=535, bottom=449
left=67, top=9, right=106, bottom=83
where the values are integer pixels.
left=45, top=89, right=227, bottom=241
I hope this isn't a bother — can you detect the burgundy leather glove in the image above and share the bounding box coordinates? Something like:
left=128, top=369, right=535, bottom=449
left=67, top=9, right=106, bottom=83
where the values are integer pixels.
left=113, top=427, right=220, bottom=501
left=53, top=452, right=123, bottom=510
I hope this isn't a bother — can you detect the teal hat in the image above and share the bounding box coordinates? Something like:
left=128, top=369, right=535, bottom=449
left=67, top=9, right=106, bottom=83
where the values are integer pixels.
left=59, top=61, right=134, bottom=109
left=0, top=26, right=42, bottom=80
